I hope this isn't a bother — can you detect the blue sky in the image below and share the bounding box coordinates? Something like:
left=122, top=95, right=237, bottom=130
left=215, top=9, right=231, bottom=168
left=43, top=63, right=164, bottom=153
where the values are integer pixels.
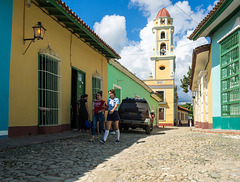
left=64, top=0, right=218, bottom=104
left=64, top=0, right=216, bottom=42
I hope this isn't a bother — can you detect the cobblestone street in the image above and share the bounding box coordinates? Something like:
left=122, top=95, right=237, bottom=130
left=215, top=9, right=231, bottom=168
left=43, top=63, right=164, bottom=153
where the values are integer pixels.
left=0, top=127, right=240, bottom=182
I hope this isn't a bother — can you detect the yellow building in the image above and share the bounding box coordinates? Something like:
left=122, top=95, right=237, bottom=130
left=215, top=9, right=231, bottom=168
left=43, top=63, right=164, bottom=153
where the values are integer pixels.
left=144, top=8, right=177, bottom=126
left=8, top=0, right=120, bottom=137
left=190, top=44, right=212, bottom=129
left=177, top=106, right=189, bottom=126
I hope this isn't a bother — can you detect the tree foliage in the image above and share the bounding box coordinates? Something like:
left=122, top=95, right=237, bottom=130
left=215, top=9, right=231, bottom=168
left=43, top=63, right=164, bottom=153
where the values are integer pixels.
left=180, top=66, right=191, bottom=93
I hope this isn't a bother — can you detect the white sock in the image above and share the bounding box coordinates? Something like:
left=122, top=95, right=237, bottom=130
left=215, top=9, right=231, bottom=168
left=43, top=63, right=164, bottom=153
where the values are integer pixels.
left=116, top=130, right=120, bottom=141
left=103, top=130, right=109, bottom=141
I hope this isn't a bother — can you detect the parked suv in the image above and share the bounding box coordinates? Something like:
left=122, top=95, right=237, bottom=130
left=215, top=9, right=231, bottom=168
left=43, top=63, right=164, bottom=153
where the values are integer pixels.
left=119, top=98, right=153, bottom=134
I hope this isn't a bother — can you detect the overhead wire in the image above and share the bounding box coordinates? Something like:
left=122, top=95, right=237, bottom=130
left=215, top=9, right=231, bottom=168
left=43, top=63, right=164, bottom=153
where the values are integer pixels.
left=121, top=0, right=215, bottom=57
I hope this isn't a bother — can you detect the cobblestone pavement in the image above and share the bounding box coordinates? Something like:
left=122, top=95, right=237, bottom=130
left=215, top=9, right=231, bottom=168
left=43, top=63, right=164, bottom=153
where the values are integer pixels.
left=0, top=127, right=240, bottom=182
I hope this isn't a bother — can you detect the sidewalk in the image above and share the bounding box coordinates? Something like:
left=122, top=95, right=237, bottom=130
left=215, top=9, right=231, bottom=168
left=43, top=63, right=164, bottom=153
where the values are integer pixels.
left=0, top=130, right=83, bottom=151
left=191, top=127, right=240, bottom=135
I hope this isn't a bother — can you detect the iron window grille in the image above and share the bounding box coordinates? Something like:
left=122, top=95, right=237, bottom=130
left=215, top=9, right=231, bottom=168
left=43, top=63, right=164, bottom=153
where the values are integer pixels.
left=38, top=50, right=61, bottom=126
left=220, top=30, right=240, bottom=117
left=92, top=77, right=102, bottom=103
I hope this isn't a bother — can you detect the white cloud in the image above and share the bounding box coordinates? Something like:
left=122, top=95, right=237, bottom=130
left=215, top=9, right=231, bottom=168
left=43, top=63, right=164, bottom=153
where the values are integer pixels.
left=93, top=15, right=127, bottom=53
left=129, top=0, right=171, bottom=19
left=94, top=0, right=215, bottom=103
left=174, top=31, right=208, bottom=103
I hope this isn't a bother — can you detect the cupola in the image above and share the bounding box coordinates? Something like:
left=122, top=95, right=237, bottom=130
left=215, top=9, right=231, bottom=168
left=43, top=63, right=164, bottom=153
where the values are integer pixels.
left=156, top=8, right=171, bottom=19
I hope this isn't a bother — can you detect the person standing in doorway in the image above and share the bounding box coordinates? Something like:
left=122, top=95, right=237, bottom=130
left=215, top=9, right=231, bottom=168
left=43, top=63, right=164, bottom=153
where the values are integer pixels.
left=100, top=89, right=120, bottom=144
left=78, top=94, right=89, bottom=132
left=89, top=92, right=105, bottom=142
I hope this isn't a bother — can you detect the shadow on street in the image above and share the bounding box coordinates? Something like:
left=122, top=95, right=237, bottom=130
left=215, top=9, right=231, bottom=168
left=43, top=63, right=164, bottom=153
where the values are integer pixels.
left=0, top=127, right=168, bottom=181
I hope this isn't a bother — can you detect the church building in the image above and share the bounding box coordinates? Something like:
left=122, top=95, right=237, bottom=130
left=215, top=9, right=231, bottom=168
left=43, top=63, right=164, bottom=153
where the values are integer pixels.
left=144, top=8, right=177, bottom=126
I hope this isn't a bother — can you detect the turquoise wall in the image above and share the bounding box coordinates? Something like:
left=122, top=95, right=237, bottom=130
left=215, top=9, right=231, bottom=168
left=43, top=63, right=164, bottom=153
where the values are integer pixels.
left=211, top=10, right=240, bottom=130
left=108, top=63, right=159, bottom=125
left=0, top=1, right=13, bottom=138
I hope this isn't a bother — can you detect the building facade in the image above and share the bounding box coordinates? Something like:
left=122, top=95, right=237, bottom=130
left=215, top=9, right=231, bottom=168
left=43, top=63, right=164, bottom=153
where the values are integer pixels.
left=177, top=106, right=189, bottom=126
left=189, top=0, right=240, bottom=130
left=0, top=1, right=13, bottom=138
left=108, top=60, right=162, bottom=126
left=144, top=8, right=177, bottom=126
left=6, top=0, right=120, bottom=137
left=190, top=44, right=213, bottom=129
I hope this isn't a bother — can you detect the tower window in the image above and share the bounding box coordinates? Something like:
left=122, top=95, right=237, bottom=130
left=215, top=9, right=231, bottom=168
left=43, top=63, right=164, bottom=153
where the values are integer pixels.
left=160, top=19, right=165, bottom=24
left=160, top=43, right=166, bottom=55
left=159, top=66, right=165, bottom=70
left=161, top=32, right=165, bottom=39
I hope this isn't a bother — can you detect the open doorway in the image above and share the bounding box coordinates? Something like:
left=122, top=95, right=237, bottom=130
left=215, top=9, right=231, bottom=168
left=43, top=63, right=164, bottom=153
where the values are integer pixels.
left=113, top=84, right=122, bottom=101
left=71, top=68, right=85, bottom=129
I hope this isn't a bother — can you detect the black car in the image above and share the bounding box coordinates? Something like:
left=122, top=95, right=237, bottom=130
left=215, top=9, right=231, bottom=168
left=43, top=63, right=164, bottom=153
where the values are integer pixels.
left=118, top=98, right=153, bottom=134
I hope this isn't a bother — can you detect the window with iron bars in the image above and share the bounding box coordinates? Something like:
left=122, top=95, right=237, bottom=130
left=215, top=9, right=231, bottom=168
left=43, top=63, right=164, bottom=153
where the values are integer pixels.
left=220, top=30, right=240, bottom=117
left=92, top=77, right=102, bottom=102
left=38, top=54, right=61, bottom=125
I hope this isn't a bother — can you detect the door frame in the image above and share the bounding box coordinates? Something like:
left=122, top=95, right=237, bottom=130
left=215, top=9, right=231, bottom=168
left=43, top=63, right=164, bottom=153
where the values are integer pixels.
left=159, top=106, right=166, bottom=121
left=113, top=84, right=122, bottom=101
left=70, top=67, right=86, bottom=128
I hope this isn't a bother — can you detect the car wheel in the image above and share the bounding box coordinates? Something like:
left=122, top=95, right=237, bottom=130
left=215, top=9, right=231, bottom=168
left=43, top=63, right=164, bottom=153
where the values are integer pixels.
left=124, top=126, right=129, bottom=131
left=145, top=125, right=151, bottom=134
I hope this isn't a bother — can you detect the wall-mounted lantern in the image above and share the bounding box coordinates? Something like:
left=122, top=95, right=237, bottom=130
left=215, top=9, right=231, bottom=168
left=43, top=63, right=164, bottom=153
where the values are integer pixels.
left=23, top=22, right=46, bottom=55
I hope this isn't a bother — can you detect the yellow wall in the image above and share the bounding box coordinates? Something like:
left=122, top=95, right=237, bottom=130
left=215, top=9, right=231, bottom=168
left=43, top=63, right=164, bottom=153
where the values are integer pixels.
left=178, top=110, right=188, bottom=124
left=9, top=0, right=108, bottom=127
left=155, top=60, right=171, bottom=79
left=151, top=87, right=175, bottom=124
left=156, top=29, right=170, bottom=40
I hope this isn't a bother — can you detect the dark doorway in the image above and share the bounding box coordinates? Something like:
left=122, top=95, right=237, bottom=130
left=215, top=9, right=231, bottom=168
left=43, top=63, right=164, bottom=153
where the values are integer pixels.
left=71, top=69, right=78, bottom=129
left=71, top=68, right=86, bottom=129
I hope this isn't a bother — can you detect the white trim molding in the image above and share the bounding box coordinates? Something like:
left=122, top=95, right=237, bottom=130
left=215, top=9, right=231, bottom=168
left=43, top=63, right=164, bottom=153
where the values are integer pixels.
left=217, top=25, right=240, bottom=43
left=113, top=84, right=122, bottom=100
left=0, top=130, right=8, bottom=136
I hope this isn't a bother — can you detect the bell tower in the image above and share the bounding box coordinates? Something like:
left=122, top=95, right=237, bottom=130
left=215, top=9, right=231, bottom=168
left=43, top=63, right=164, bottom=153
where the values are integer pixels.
left=152, top=8, right=175, bottom=79
left=144, top=8, right=177, bottom=127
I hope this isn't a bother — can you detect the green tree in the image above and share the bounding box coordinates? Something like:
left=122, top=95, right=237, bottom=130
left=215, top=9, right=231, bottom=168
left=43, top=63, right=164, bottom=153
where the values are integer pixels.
left=180, top=66, right=191, bottom=93
left=180, top=103, right=193, bottom=117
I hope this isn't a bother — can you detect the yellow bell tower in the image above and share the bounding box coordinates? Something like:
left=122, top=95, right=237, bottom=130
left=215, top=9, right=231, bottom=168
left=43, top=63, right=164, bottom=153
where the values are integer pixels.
left=144, top=8, right=177, bottom=127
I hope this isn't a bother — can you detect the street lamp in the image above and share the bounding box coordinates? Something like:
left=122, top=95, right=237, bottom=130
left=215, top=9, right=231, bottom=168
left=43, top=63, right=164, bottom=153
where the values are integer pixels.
left=23, top=22, right=46, bottom=54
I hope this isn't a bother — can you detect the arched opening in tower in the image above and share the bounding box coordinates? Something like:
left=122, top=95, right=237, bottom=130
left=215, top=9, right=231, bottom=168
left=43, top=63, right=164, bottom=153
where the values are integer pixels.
left=160, top=43, right=166, bottom=55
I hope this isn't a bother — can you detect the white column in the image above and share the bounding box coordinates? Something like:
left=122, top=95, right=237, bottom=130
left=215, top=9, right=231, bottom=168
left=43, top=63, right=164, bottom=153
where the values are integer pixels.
left=199, top=70, right=208, bottom=122
left=200, top=76, right=204, bottom=123
left=170, top=59, right=174, bottom=78
left=155, top=29, right=158, bottom=55
left=205, top=75, right=208, bottom=122
left=169, top=28, right=171, bottom=52
left=152, top=61, right=156, bottom=79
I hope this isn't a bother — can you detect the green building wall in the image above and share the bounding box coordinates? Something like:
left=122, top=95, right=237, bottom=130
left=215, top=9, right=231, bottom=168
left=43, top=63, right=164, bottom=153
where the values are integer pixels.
left=108, top=63, right=159, bottom=125
left=211, top=10, right=240, bottom=130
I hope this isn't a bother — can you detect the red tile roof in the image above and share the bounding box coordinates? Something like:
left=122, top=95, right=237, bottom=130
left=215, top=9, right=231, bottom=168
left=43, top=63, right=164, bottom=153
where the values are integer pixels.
left=178, top=105, right=190, bottom=112
left=156, top=8, right=171, bottom=18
